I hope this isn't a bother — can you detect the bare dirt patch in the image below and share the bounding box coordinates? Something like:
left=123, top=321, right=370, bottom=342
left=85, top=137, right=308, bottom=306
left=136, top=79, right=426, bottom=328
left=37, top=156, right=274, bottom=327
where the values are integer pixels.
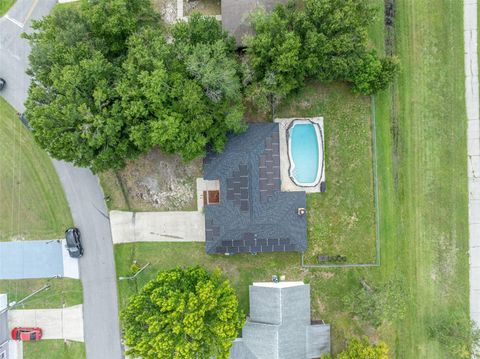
left=184, top=0, right=220, bottom=16
left=152, top=0, right=177, bottom=24
left=100, top=149, right=202, bottom=212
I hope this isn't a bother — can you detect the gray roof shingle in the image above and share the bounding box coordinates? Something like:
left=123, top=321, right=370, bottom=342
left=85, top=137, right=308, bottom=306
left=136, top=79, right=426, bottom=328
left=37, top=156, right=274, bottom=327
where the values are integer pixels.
left=204, top=124, right=307, bottom=255
left=229, top=283, right=331, bottom=359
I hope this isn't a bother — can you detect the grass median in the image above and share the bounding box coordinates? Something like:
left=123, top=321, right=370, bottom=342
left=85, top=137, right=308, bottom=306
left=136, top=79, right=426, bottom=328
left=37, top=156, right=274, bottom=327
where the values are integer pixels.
left=23, top=340, right=85, bottom=359
left=0, top=97, right=72, bottom=241
left=0, top=278, right=83, bottom=309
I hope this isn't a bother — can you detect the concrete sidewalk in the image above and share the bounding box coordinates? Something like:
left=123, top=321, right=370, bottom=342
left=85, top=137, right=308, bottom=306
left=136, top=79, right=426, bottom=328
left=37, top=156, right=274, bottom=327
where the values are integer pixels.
left=110, top=210, right=205, bottom=243
left=8, top=305, right=84, bottom=342
left=464, top=0, right=480, bottom=327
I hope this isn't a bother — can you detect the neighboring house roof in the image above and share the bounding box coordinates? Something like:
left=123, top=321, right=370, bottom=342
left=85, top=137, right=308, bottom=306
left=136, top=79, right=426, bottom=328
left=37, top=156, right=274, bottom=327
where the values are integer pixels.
left=203, top=124, right=307, bottom=254
left=0, top=294, right=8, bottom=359
left=221, top=0, right=289, bottom=46
left=229, top=282, right=331, bottom=359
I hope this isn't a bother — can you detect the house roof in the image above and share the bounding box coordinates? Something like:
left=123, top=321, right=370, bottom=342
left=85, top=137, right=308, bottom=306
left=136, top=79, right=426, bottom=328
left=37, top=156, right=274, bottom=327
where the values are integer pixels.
left=203, top=124, right=307, bottom=254
left=220, top=0, right=289, bottom=46
left=229, top=282, right=331, bottom=359
left=0, top=294, right=8, bottom=358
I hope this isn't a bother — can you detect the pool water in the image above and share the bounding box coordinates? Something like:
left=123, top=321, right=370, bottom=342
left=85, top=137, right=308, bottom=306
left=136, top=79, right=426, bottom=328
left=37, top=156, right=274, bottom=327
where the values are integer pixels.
left=289, top=123, right=319, bottom=184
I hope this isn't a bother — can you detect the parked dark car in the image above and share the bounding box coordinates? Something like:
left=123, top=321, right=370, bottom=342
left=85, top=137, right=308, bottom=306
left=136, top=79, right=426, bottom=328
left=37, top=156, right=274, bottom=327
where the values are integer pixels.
left=11, top=327, right=42, bottom=341
left=17, top=112, right=33, bottom=131
left=65, top=227, right=83, bottom=258
left=0, top=78, right=5, bottom=90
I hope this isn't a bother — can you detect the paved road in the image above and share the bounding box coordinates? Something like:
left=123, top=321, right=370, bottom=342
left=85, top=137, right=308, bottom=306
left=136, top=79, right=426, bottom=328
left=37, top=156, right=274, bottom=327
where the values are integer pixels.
left=0, top=1, right=123, bottom=358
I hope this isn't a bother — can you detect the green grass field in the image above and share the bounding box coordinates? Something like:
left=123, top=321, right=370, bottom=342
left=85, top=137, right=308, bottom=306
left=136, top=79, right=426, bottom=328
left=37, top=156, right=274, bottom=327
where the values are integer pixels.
left=0, top=0, right=15, bottom=17
left=277, top=82, right=377, bottom=264
left=374, top=0, right=469, bottom=357
left=0, top=97, right=72, bottom=240
left=115, top=0, right=470, bottom=357
left=0, top=278, right=83, bottom=309
left=23, top=340, right=85, bottom=359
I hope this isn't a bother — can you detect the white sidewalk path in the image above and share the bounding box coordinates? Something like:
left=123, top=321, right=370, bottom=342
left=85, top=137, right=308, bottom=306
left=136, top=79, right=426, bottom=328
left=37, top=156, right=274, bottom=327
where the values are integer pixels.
left=465, top=0, right=480, bottom=327
left=110, top=210, right=205, bottom=243
left=8, top=305, right=84, bottom=342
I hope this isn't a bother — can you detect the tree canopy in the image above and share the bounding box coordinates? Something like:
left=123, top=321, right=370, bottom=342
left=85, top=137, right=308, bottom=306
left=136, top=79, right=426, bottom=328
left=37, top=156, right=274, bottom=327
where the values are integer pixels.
left=244, top=0, right=398, bottom=110
left=24, top=0, right=397, bottom=172
left=121, top=266, right=244, bottom=359
left=24, top=1, right=244, bottom=172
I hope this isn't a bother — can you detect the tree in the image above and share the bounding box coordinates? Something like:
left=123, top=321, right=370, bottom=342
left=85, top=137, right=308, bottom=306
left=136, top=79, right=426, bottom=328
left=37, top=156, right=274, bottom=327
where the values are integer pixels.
left=427, top=309, right=480, bottom=358
left=119, top=15, right=245, bottom=161
left=121, top=266, right=245, bottom=359
left=244, top=0, right=398, bottom=111
left=334, top=338, right=389, bottom=359
left=24, top=2, right=244, bottom=172
left=24, top=0, right=158, bottom=172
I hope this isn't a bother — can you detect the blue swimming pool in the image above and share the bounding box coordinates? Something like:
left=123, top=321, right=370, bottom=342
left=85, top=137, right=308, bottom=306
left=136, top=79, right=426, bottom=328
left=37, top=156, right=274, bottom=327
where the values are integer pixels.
left=288, top=121, right=321, bottom=186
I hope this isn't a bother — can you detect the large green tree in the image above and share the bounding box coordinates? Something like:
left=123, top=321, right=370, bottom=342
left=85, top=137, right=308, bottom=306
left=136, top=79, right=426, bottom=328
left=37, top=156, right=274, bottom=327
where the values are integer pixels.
left=245, top=0, right=398, bottom=111
left=120, top=16, right=245, bottom=161
left=121, top=266, right=244, bottom=359
left=24, top=1, right=244, bottom=172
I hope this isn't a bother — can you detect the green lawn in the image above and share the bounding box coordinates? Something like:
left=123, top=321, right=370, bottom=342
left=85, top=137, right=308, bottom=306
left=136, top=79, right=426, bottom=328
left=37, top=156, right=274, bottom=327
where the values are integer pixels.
left=23, top=340, right=85, bottom=359
left=0, top=278, right=83, bottom=309
left=0, top=0, right=15, bottom=17
left=115, top=0, right=469, bottom=357
left=0, top=97, right=72, bottom=240
left=115, top=242, right=303, bottom=313
left=277, top=82, right=377, bottom=264
left=374, top=0, right=469, bottom=357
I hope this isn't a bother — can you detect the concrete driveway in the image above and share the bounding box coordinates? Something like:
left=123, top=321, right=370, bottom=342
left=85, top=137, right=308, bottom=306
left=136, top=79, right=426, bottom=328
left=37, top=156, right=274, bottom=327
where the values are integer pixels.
left=0, top=1, right=123, bottom=357
left=9, top=305, right=84, bottom=342
left=0, top=240, right=63, bottom=279
left=110, top=210, right=205, bottom=243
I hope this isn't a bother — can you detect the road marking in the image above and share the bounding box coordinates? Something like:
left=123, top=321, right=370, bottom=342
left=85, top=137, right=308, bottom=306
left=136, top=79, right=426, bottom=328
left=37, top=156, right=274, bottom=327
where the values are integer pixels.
left=23, top=0, right=39, bottom=25
left=4, top=15, right=24, bottom=29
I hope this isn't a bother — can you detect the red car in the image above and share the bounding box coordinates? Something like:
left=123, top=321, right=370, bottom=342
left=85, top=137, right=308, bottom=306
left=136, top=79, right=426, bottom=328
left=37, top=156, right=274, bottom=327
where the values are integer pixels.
left=11, top=327, right=42, bottom=341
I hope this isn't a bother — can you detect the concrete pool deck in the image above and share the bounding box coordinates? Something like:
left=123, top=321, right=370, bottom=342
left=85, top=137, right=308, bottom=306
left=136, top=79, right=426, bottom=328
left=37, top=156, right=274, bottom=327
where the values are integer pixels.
left=274, top=117, right=325, bottom=193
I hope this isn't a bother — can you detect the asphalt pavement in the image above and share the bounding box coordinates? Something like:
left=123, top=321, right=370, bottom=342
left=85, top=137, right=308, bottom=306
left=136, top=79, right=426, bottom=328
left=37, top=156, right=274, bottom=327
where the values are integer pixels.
left=0, top=1, right=123, bottom=357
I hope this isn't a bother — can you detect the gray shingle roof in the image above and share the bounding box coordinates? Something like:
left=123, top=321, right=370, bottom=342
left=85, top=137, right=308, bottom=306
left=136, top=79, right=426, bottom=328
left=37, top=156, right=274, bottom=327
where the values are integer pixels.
left=221, top=0, right=289, bottom=46
left=0, top=294, right=8, bottom=358
left=229, top=283, right=331, bottom=359
left=204, top=124, right=307, bottom=255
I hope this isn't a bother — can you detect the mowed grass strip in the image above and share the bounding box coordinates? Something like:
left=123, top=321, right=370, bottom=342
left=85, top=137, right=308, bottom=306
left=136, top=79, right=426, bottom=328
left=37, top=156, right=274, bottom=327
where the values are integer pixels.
left=382, top=0, right=469, bottom=357
left=0, top=278, right=83, bottom=309
left=23, top=340, right=85, bottom=359
left=276, top=82, right=376, bottom=264
left=0, top=97, right=72, bottom=240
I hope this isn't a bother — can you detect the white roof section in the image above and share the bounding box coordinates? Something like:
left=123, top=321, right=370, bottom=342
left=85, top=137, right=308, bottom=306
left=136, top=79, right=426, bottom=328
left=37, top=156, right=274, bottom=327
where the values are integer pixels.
left=252, top=281, right=304, bottom=288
